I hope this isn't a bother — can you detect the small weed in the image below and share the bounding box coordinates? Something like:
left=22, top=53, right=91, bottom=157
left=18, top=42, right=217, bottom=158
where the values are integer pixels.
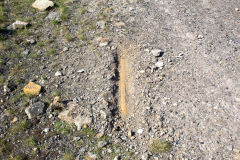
left=11, top=120, right=30, bottom=134
left=24, top=136, right=37, bottom=147
left=52, top=90, right=62, bottom=97
left=65, top=33, right=73, bottom=42
left=60, top=6, right=70, bottom=21
left=149, top=139, right=172, bottom=154
left=80, top=8, right=88, bottom=14
left=29, top=52, right=42, bottom=59
left=61, top=151, right=74, bottom=160
left=52, top=20, right=60, bottom=25
left=46, top=48, right=56, bottom=57
left=0, top=76, right=5, bottom=85
left=54, top=121, right=72, bottom=136
left=37, top=41, right=44, bottom=47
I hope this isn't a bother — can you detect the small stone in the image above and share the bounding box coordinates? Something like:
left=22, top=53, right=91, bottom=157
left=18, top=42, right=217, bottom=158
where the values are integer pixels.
left=25, top=101, right=45, bottom=119
left=32, top=0, right=54, bottom=11
left=235, top=8, right=239, bottom=12
left=151, top=49, right=162, bottom=57
left=137, top=128, right=143, bottom=134
left=197, top=35, right=204, bottom=39
left=97, top=141, right=107, bottom=148
left=10, top=21, right=29, bottom=30
left=73, top=137, right=81, bottom=141
left=26, top=39, right=36, bottom=44
left=85, top=152, right=97, bottom=160
left=227, top=145, right=233, bottom=151
left=55, top=71, right=62, bottom=76
left=114, top=22, right=125, bottom=27
left=97, top=37, right=109, bottom=47
left=22, top=49, right=30, bottom=56
left=155, top=61, right=164, bottom=68
left=96, top=130, right=105, bottom=138
left=45, top=11, right=59, bottom=20
left=77, top=69, right=85, bottom=73
left=114, top=156, right=121, bottom=160
left=43, top=128, right=50, bottom=133
left=63, top=47, right=68, bottom=52
left=11, top=117, right=18, bottom=123
left=23, top=82, right=41, bottom=95
left=96, top=20, right=106, bottom=29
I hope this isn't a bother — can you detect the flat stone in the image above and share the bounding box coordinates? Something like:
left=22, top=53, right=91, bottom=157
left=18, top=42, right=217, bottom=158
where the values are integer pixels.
left=23, top=82, right=41, bottom=95
left=155, top=61, right=164, bottom=68
left=25, top=101, right=45, bottom=119
left=8, top=21, right=29, bottom=30
left=55, top=71, right=62, bottom=76
left=97, top=141, right=107, bottom=148
left=151, top=49, right=162, bottom=57
left=32, top=0, right=54, bottom=11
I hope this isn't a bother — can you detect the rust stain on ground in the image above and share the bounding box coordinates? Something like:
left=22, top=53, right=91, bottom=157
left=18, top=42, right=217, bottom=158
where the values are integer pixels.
left=119, top=52, right=127, bottom=117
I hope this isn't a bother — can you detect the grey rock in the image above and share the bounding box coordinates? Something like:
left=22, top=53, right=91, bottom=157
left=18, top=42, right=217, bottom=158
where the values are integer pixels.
left=137, top=128, right=144, bottom=134
left=25, top=101, right=45, bottom=119
left=43, top=128, right=50, bottom=133
left=63, top=47, right=68, bottom=52
left=32, top=0, right=54, bottom=11
left=77, top=69, right=85, bottom=73
left=22, top=49, right=30, bottom=56
left=8, top=21, right=29, bottom=30
left=73, top=137, right=81, bottom=141
left=45, top=11, right=59, bottom=20
left=97, top=141, right=107, bottom=148
left=55, top=71, right=62, bottom=76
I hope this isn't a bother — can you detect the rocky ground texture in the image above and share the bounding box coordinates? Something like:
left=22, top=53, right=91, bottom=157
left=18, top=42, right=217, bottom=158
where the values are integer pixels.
left=0, top=0, right=240, bottom=159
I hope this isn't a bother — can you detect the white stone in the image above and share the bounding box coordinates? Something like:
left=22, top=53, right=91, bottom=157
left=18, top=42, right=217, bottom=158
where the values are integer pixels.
left=12, top=21, right=29, bottom=30
left=137, top=128, right=143, bottom=134
left=151, top=49, right=162, bottom=57
left=32, top=0, right=54, bottom=11
left=155, top=61, right=164, bottom=68
left=55, top=71, right=62, bottom=76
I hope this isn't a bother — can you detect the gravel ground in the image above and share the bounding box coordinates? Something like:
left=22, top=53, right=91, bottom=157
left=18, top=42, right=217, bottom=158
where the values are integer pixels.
left=0, top=0, right=240, bottom=159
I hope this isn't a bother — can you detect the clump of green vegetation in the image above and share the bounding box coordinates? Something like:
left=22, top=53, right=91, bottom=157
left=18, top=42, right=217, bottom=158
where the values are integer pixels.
left=24, top=136, right=37, bottom=147
left=78, top=30, right=87, bottom=41
left=46, top=48, right=56, bottom=57
left=65, top=33, right=73, bottom=42
left=11, top=120, right=30, bottom=134
left=0, top=1, right=7, bottom=29
left=0, top=138, right=13, bottom=156
left=0, top=76, right=5, bottom=86
left=52, top=20, right=60, bottom=25
left=61, top=151, right=74, bottom=160
left=54, top=121, right=72, bottom=136
left=149, top=139, right=172, bottom=154
left=29, top=52, right=41, bottom=59
left=80, top=8, right=87, bottom=14
left=59, top=4, right=70, bottom=21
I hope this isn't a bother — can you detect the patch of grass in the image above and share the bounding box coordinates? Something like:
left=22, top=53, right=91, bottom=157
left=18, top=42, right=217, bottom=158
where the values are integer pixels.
left=24, top=136, right=37, bottom=147
left=0, top=138, right=13, bottom=156
left=61, top=151, right=74, bottom=160
left=81, top=127, right=97, bottom=139
left=37, top=41, right=45, bottom=47
left=46, top=48, right=56, bottom=57
left=149, top=139, right=172, bottom=154
left=80, top=8, right=88, bottom=14
left=11, top=120, right=30, bottom=134
left=52, top=20, right=60, bottom=25
left=29, top=52, right=41, bottom=59
left=0, top=75, right=5, bottom=85
left=0, top=1, right=7, bottom=29
left=54, top=121, right=72, bottom=136
left=78, top=30, right=87, bottom=41
left=52, top=90, right=62, bottom=97
left=65, top=33, right=73, bottom=42
left=60, top=5, right=70, bottom=21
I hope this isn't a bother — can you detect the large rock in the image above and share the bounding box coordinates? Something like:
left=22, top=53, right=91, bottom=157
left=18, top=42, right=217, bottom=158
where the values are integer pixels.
left=25, top=101, right=46, bottom=119
left=32, top=0, right=54, bottom=11
left=23, top=82, right=41, bottom=96
left=7, top=21, right=29, bottom=30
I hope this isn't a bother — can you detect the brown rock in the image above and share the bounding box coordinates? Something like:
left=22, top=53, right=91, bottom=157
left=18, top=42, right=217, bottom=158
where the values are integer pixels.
left=23, top=82, right=41, bottom=95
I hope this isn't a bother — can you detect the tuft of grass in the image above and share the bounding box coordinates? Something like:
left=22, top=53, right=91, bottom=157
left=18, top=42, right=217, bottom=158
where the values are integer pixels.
left=61, top=151, right=74, bottom=160
left=24, top=136, right=37, bottom=147
left=80, top=8, right=87, bottom=14
left=29, top=52, right=41, bottom=59
left=11, top=120, right=30, bottom=134
left=65, top=33, right=73, bottom=42
left=0, top=1, right=7, bottom=29
left=60, top=5, right=70, bottom=21
left=54, top=121, right=72, bottom=136
left=46, top=48, right=56, bottom=57
left=149, top=139, right=172, bottom=154
left=0, top=76, right=5, bottom=86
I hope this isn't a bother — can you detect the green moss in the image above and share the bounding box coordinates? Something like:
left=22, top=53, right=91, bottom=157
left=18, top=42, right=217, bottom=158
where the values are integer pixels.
left=61, top=151, right=74, bottom=160
left=149, top=139, right=172, bottom=154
